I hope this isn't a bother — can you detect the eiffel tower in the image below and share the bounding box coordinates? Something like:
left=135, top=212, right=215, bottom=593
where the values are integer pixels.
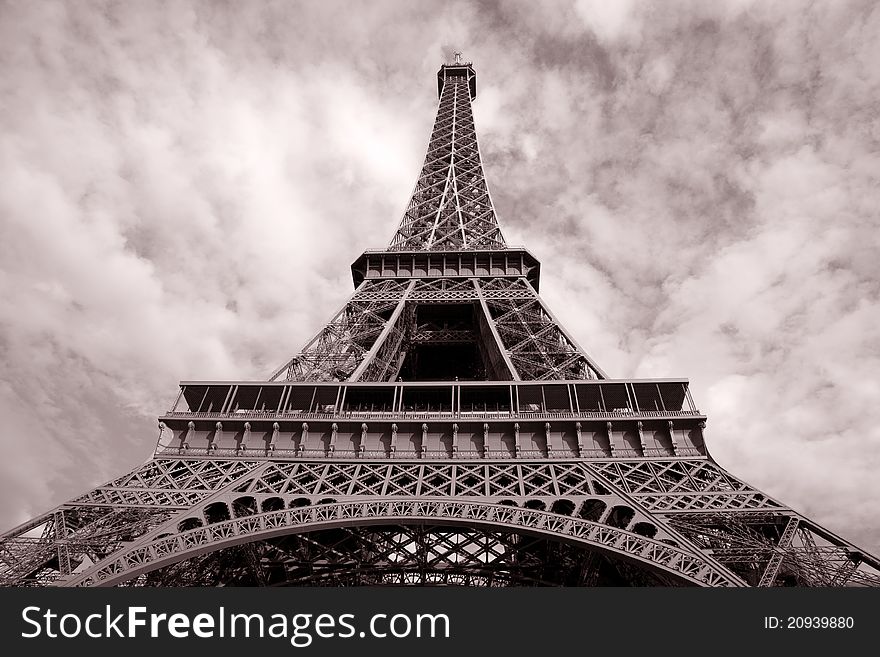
left=3, top=56, right=879, bottom=588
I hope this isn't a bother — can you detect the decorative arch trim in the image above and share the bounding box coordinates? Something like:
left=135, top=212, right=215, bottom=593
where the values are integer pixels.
left=65, top=500, right=743, bottom=587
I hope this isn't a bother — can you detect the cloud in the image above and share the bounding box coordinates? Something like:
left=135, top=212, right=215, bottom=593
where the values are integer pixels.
left=1, top=0, right=879, bottom=561
left=573, top=0, right=638, bottom=42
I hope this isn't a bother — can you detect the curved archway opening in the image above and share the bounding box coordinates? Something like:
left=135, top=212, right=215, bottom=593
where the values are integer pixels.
left=177, top=517, right=203, bottom=532
left=606, top=506, right=635, bottom=530
left=262, top=497, right=285, bottom=513
left=578, top=499, right=606, bottom=522
left=232, top=496, right=258, bottom=517
left=632, top=522, right=657, bottom=539
left=204, top=502, right=231, bottom=524
left=550, top=499, right=575, bottom=516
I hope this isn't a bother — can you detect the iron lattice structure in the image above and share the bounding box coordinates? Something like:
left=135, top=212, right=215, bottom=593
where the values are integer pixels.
left=3, top=59, right=879, bottom=588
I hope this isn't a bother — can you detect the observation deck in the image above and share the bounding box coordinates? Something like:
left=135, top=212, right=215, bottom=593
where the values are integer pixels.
left=158, top=378, right=708, bottom=460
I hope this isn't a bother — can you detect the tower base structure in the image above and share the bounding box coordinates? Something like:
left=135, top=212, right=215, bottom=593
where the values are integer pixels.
left=2, top=379, right=879, bottom=587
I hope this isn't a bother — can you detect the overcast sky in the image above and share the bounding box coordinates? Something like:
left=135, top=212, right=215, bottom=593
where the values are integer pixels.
left=1, top=0, right=879, bottom=556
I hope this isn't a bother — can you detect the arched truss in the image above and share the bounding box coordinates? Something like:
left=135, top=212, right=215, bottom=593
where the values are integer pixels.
left=132, top=525, right=686, bottom=587
left=65, top=500, right=743, bottom=587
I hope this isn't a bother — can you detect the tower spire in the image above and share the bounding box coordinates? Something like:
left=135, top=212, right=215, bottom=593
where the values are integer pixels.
left=266, top=62, right=610, bottom=382
left=389, top=58, right=502, bottom=251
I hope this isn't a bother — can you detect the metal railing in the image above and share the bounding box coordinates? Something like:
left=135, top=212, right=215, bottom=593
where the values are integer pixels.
left=163, top=409, right=703, bottom=421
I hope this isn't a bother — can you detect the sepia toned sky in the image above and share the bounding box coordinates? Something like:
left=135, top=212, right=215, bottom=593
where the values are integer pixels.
left=1, top=0, right=879, bottom=555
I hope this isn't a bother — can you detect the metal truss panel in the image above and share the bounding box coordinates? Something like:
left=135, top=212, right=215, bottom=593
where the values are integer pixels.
left=390, top=71, right=505, bottom=251
left=483, top=290, right=605, bottom=381
left=64, top=499, right=742, bottom=588
left=4, top=453, right=878, bottom=587
left=271, top=280, right=414, bottom=382
left=133, top=525, right=691, bottom=587
left=665, top=512, right=880, bottom=587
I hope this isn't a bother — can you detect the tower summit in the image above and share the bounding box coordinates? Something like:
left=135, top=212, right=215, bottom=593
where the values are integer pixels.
left=2, top=59, right=879, bottom=587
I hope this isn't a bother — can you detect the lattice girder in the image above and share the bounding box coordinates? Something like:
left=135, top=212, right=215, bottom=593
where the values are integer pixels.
left=271, top=280, right=415, bottom=382
left=271, top=274, right=604, bottom=383
left=0, top=506, right=174, bottom=586
left=132, top=525, right=689, bottom=587
left=390, top=70, right=505, bottom=251
left=5, top=452, right=878, bottom=587
left=484, top=294, right=604, bottom=381
left=63, top=499, right=743, bottom=587
left=0, top=454, right=727, bottom=586
left=666, top=512, right=880, bottom=587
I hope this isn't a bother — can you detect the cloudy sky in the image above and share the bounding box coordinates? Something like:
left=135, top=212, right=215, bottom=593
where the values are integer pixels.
left=1, top=0, right=879, bottom=555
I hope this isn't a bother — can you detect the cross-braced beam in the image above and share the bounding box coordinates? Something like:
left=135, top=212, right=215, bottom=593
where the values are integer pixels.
left=390, top=70, right=505, bottom=251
